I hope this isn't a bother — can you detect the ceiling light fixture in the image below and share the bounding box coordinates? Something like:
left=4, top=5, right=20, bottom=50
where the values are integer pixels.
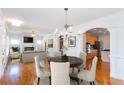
left=31, top=31, right=36, bottom=37
left=64, top=8, right=73, bottom=30
left=64, top=8, right=73, bottom=40
left=7, top=18, right=23, bottom=27
left=54, top=28, right=58, bottom=34
left=78, top=30, right=82, bottom=35
left=99, top=30, right=102, bottom=33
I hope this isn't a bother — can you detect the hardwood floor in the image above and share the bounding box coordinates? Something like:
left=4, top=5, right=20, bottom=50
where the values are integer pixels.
left=0, top=62, right=36, bottom=85
left=87, top=59, right=111, bottom=84
left=0, top=60, right=124, bottom=85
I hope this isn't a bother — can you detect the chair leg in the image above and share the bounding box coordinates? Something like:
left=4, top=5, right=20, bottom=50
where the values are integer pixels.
left=81, top=80, right=83, bottom=82
left=93, top=81, right=95, bottom=85
left=78, top=68, right=80, bottom=72
left=77, top=79, right=80, bottom=85
left=72, top=67, right=75, bottom=73
left=37, top=77, right=40, bottom=85
left=90, top=82, right=92, bottom=85
left=49, top=76, right=51, bottom=85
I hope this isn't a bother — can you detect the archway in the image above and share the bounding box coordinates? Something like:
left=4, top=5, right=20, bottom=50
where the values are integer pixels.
left=83, top=27, right=110, bottom=84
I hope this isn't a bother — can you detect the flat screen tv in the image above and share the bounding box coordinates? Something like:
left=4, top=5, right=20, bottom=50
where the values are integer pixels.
left=24, top=37, right=33, bottom=43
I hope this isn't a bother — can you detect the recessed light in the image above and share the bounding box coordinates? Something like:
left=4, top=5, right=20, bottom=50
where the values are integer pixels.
left=103, top=32, right=106, bottom=34
left=93, top=29, right=97, bottom=30
left=78, top=30, right=82, bottom=34
left=99, top=30, right=102, bottom=33
left=54, top=28, right=58, bottom=34
left=55, top=28, right=58, bottom=31
left=31, top=31, right=36, bottom=37
left=31, top=34, right=35, bottom=37
left=69, top=27, right=72, bottom=31
left=6, top=18, right=23, bottom=27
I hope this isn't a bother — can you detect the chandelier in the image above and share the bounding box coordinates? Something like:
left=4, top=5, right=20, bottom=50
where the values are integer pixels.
left=64, top=8, right=73, bottom=31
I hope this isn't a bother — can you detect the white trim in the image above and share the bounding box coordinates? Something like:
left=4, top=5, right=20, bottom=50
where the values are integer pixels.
left=110, top=56, right=124, bottom=80
left=110, top=55, right=124, bottom=59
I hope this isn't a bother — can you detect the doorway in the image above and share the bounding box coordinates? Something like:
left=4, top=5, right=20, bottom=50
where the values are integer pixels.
left=83, top=27, right=110, bottom=84
left=83, top=28, right=110, bottom=62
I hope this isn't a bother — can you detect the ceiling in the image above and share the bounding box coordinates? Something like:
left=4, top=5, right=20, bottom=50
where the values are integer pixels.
left=2, top=8, right=124, bottom=35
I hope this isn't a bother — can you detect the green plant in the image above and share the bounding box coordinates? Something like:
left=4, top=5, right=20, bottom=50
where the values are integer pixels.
left=12, top=47, right=19, bottom=52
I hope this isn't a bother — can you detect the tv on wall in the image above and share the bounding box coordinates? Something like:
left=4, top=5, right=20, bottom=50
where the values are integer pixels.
left=24, top=37, right=33, bottom=43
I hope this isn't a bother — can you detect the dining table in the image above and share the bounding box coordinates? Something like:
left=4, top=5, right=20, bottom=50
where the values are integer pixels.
left=47, top=55, right=83, bottom=68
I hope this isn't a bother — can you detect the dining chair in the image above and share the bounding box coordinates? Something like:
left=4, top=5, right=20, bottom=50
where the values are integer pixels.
left=34, top=55, right=51, bottom=85
left=79, top=51, right=87, bottom=69
left=54, top=51, right=61, bottom=57
left=73, top=52, right=87, bottom=73
left=50, top=62, right=70, bottom=85
left=47, top=48, right=55, bottom=57
left=78, top=56, right=98, bottom=85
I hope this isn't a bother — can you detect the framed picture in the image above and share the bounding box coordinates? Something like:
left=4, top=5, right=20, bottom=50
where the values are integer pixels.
left=68, top=36, right=76, bottom=47
left=48, top=39, right=53, bottom=48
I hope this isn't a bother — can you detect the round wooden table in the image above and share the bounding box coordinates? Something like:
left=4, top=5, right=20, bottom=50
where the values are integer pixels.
left=47, top=56, right=83, bottom=68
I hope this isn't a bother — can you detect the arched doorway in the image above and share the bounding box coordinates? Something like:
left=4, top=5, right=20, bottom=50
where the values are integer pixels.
left=84, top=28, right=110, bottom=62
left=83, top=27, right=110, bottom=84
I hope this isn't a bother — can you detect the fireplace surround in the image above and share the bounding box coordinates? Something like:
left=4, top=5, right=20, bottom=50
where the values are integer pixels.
left=24, top=47, right=34, bottom=52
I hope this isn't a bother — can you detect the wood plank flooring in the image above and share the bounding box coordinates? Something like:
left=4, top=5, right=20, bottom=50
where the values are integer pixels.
left=0, top=62, right=36, bottom=85
left=0, top=60, right=124, bottom=85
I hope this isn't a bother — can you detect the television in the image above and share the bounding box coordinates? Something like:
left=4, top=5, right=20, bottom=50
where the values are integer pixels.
left=24, top=37, right=33, bottom=43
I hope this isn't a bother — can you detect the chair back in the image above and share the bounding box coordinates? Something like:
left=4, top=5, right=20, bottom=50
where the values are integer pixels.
left=34, top=55, right=44, bottom=77
left=47, top=48, right=55, bottom=57
left=88, top=56, right=98, bottom=81
left=80, top=51, right=87, bottom=66
left=54, top=51, right=61, bottom=57
left=50, top=62, right=70, bottom=85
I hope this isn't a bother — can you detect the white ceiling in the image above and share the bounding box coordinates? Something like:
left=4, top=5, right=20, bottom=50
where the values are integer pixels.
left=2, top=8, right=124, bottom=35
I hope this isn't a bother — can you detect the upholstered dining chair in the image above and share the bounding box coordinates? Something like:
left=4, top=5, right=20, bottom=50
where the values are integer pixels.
left=50, top=62, right=70, bottom=85
left=54, top=51, right=62, bottom=57
left=78, top=56, right=98, bottom=85
left=79, top=51, right=87, bottom=69
left=47, top=48, right=55, bottom=57
left=74, top=51, right=87, bottom=73
left=34, top=55, right=51, bottom=85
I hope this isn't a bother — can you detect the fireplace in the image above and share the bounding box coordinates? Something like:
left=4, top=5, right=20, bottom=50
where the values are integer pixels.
left=24, top=47, right=34, bottom=51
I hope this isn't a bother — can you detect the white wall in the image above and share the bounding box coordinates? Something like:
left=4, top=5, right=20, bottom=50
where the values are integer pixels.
left=65, top=34, right=83, bottom=57
left=43, top=34, right=60, bottom=52
left=43, top=32, right=83, bottom=57
left=0, top=9, right=9, bottom=79
left=9, top=32, right=44, bottom=52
